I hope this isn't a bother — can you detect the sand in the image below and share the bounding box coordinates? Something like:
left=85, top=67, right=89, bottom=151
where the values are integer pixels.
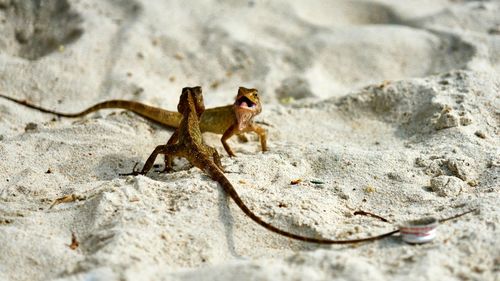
left=0, top=0, right=499, bottom=280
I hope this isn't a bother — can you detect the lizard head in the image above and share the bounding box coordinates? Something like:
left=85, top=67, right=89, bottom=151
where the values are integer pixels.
left=233, top=87, right=261, bottom=130
left=178, top=86, right=205, bottom=118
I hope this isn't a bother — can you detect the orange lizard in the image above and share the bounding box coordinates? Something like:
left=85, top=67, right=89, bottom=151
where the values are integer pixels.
left=0, top=87, right=267, bottom=157
left=123, top=86, right=399, bottom=244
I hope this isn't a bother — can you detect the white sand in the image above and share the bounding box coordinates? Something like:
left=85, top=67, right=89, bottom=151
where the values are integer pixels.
left=0, top=0, right=499, bottom=280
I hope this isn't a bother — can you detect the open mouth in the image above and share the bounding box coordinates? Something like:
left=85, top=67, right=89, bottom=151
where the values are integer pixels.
left=236, top=96, right=256, bottom=109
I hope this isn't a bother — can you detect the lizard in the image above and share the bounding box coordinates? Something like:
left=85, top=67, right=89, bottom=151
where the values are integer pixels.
left=0, top=87, right=267, bottom=158
left=122, top=86, right=399, bottom=244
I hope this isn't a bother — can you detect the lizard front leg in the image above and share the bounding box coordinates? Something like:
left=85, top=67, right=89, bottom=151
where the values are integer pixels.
left=222, top=123, right=268, bottom=156
left=249, top=123, right=267, bottom=152
left=122, top=144, right=182, bottom=176
left=221, top=124, right=238, bottom=157
left=162, top=130, right=180, bottom=172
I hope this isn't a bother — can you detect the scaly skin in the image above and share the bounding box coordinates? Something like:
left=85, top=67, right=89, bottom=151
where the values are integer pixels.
left=123, top=86, right=398, bottom=244
left=0, top=87, right=266, bottom=156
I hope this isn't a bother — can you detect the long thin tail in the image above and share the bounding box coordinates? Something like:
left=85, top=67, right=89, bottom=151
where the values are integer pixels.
left=201, top=157, right=399, bottom=244
left=0, top=94, right=182, bottom=127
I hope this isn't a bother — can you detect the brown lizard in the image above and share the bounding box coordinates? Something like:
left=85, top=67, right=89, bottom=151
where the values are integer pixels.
left=122, top=86, right=399, bottom=244
left=0, top=87, right=266, bottom=157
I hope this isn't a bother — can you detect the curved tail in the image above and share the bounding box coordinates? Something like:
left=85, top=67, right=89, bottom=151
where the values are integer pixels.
left=0, top=94, right=182, bottom=127
left=201, top=157, right=399, bottom=244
